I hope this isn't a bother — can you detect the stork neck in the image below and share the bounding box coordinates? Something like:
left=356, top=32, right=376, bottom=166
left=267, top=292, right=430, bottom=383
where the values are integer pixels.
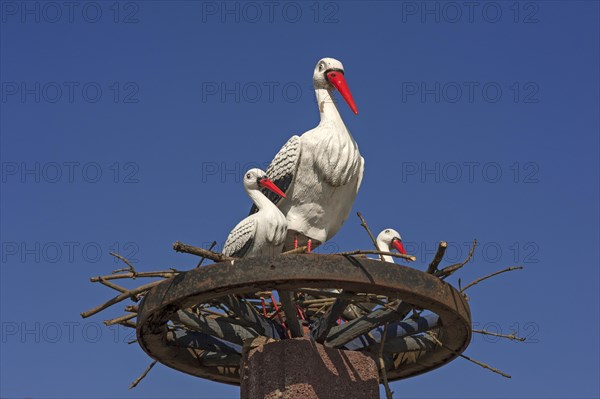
left=315, top=87, right=344, bottom=123
left=247, top=188, right=278, bottom=213
left=376, top=240, right=395, bottom=263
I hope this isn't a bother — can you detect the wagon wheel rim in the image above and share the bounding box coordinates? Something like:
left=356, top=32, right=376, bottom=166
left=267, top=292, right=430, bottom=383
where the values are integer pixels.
left=136, top=254, right=471, bottom=386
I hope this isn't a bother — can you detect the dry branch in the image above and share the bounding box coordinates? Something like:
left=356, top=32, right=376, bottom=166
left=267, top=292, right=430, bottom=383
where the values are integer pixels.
left=81, top=279, right=165, bottom=319
left=98, top=277, right=128, bottom=293
left=119, top=320, right=137, bottom=329
left=282, top=246, right=308, bottom=255
left=436, top=239, right=477, bottom=278
left=427, top=241, right=448, bottom=274
left=104, top=313, right=137, bottom=326
left=173, top=241, right=234, bottom=262
left=110, top=252, right=138, bottom=276
left=299, top=298, right=336, bottom=306
left=129, top=360, right=157, bottom=390
left=356, top=211, right=385, bottom=262
left=378, top=322, right=394, bottom=399
left=196, top=241, right=217, bottom=268
left=296, top=289, right=380, bottom=304
left=461, top=266, right=524, bottom=292
left=90, top=270, right=177, bottom=282
left=427, top=332, right=511, bottom=378
left=198, top=308, right=228, bottom=318
left=472, top=329, right=526, bottom=342
left=457, top=352, right=511, bottom=378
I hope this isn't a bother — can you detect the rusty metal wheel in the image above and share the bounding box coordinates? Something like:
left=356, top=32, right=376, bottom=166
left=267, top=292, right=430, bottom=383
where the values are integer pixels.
left=136, top=254, right=471, bottom=385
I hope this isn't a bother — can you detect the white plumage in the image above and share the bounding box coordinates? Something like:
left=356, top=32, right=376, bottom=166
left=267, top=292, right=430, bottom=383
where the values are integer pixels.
left=251, top=57, right=364, bottom=250
left=223, top=169, right=287, bottom=258
left=375, top=228, right=407, bottom=263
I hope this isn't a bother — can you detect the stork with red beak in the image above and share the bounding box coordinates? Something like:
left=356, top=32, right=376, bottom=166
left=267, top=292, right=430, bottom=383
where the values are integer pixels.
left=376, top=228, right=407, bottom=263
left=250, top=57, right=363, bottom=250
left=223, top=169, right=287, bottom=258
left=341, top=228, right=407, bottom=320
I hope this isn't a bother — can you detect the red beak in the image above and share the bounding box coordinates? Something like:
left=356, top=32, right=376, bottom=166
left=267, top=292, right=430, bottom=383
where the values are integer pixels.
left=326, top=70, right=358, bottom=115
left=259, top=178, right=286, bottom=199
left=392, top=238, right=406, bottom=255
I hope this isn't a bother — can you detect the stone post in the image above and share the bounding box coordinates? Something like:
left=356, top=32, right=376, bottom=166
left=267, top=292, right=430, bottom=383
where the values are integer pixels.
left=240, top=337, right=380, bottom=399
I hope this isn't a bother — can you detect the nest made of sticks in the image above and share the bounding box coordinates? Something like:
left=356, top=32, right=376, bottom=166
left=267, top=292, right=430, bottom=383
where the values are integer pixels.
left=81, top=212, right=525, bottom=392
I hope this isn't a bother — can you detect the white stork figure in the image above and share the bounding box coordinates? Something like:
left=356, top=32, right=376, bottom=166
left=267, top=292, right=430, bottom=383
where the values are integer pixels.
left=223, top=169, right=288, bottom=258
left=376, top=228, right=407, bottom=263
left=342, top=228, right=408, bottom=320
left=251, top=57, right=364, bottom=251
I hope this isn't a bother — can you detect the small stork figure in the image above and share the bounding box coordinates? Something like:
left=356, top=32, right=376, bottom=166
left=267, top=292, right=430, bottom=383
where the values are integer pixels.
left=222, top=169, right=287, bottom=258
left=343, top=228, right=409, bottom=320
left=376, top=228, right=407, bottom=263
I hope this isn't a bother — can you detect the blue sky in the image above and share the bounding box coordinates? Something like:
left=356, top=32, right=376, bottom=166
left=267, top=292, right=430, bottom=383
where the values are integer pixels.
left=1, top=1, right=598, bottom=398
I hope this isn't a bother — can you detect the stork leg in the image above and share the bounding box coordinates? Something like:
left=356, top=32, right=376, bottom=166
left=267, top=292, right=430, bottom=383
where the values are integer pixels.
left=270, top=293, right=288, bottom=332
left=307, top=239, right=312, bottom=253
left=260, top=297, right=268, bottom=317
left=294, top=235, right=299, bottom=250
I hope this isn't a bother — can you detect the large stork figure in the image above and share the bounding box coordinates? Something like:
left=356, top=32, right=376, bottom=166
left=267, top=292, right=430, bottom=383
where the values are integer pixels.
left=223, top=169, right=288, bottom=258
left=251, top=57, right=364, bottom=250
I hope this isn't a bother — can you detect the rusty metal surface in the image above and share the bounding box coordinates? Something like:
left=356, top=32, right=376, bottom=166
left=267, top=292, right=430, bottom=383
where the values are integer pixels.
left=136, top=254, right=472, bottom=386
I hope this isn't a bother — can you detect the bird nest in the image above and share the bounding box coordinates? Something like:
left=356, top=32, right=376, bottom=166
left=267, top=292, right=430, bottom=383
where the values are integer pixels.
left=81, top=214, right=524, bottom=389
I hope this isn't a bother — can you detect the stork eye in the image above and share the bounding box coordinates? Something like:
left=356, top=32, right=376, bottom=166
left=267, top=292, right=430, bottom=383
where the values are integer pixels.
left=318, top=63, right=324, bottom=72
left=246, top=173, right=251, bottom=179
left=385, top=230, right=390, bottom=234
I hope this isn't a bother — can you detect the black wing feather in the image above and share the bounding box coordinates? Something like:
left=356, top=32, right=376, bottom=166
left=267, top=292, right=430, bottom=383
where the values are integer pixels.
left=250, top=135, right=301, bottom=215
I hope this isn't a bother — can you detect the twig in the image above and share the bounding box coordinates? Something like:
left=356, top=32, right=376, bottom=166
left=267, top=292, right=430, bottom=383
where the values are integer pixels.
left=199, top=308, right=229, bottom=318
left=110, top=252, right=137, bottom=276
left=125, top=305, right=139, bottom=313
left=104, top=313, right=137, bottom=326
left=299, top=298, right=336, bottom=306
left=356, top=212, right=385, bottom=262
left=119, top=320, right=137, bottom=329
left=436, top=239, right=477, bottom=279
left=312, top=303, right=329, bottom=316
left=90, top=270, right=177, bottom=282
left=196, top=241, right=217, bottom=268
left=461, top=266, right=524, bottom=292
left=282, top=246, right=308, bottom=255
left=129, top=360, right=158, bottom=390
left=296, top=288, right=375, bottom=302
left=457, top=352, right=511, bottom=378
left=255, top=291, right=273, bottom=297
left=427, top=332, right=511, bottom=378
left=472, top=329, right=526, bottom=342
left=173, top=241, right=234, bottom=263
left=335, top=249, right=416, bottom=262
left=81, top=279, right=164, bottom=318
left=427, top=241, right=447, bottom=274
left=378, top=322, right=394, bottom=399
left=98, top=277, right=128, bottom=293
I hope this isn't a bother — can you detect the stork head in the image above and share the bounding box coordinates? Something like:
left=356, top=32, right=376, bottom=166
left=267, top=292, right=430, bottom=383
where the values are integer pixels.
left=376, top=228, right=406, bottom=255
left=243, top=168, right=286, bottom=198
left=313, top=57, right=358, bottom=115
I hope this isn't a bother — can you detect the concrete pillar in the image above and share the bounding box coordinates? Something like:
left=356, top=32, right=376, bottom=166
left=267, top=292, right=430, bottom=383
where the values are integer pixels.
left=240, top=338, right=380, bottom=399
